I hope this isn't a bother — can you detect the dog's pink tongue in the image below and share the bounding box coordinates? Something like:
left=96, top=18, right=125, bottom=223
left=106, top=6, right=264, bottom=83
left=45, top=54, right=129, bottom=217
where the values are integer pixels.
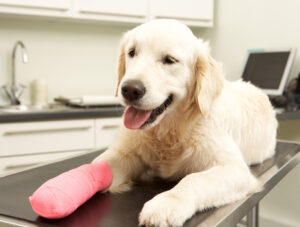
left=124, top=107, right=152, bottom=129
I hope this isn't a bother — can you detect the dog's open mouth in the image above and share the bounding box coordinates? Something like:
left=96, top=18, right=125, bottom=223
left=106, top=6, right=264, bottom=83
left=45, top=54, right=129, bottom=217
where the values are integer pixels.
left=124, top=95, right=173, bottom=129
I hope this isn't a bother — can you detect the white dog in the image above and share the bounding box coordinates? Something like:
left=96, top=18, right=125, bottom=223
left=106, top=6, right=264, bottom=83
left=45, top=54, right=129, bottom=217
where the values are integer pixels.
left=93, top=19, right=277, bottom=226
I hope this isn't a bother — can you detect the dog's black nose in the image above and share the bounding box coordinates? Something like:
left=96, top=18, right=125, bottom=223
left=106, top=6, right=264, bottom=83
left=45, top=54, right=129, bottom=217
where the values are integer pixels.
left=121, top=80, right=146, bottom=102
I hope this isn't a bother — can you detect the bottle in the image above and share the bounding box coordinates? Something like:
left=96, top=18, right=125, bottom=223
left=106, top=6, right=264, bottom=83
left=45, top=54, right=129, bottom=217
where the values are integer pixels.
left=31, top=78, right=48, bottom=106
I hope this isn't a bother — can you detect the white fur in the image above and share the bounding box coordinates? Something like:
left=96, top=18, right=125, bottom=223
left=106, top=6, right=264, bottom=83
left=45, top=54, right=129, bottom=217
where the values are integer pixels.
left=93, top=19, right=278, bottom=227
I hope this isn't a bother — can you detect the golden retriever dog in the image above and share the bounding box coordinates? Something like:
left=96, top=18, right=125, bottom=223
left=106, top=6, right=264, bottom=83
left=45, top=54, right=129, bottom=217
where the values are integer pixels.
left=93, top=19, right=278, bottom=226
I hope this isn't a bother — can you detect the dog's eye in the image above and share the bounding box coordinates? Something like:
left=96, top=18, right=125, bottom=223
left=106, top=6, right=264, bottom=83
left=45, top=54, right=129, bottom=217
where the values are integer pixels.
left=163, top=56, right=178, bottom=64
left=128, top=48, right=136, bottom=58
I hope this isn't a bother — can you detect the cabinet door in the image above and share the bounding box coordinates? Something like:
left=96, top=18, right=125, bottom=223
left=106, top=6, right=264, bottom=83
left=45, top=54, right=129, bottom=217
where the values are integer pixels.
left=150, top=0, right=214, bottom=27
left=95, top=117, right=122, bottom=149
left=74, top=0, right=148, bottom=24
left=0, top=119, right=94, bottom=157
left=0, top=150, right=84, bottom=177
left=0, top=0, right=72, bottom=17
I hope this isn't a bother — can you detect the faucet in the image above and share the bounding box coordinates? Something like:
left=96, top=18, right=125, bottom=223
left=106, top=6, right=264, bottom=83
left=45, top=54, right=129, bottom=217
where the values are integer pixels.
left=2, top=40, right=28, bottom=105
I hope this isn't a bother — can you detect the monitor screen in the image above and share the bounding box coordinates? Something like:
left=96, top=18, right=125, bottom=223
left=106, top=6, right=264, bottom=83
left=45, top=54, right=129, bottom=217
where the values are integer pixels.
left=241, top=49, right=296, bottom=96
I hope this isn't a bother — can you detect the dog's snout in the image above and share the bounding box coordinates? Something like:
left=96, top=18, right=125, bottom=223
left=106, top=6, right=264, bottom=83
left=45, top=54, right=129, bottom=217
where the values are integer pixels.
left=121, top=80, right=146, bottom=102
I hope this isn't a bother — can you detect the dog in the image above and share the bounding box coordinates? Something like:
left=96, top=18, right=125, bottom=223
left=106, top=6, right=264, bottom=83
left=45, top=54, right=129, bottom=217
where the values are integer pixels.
left=93, top=19, right=278, bottom=227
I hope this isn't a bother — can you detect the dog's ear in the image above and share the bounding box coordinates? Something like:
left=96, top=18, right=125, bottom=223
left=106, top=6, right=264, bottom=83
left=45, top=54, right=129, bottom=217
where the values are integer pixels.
left=194, top=41, right=224, bottom=116
left=115, top=34, right=128, bottom=97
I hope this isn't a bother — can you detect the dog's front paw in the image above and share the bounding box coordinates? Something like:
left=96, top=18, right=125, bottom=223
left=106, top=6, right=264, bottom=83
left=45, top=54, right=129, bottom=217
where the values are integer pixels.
left=139, top=191, right=195, bottom=227
left=108, top=180, right=133, bottom=194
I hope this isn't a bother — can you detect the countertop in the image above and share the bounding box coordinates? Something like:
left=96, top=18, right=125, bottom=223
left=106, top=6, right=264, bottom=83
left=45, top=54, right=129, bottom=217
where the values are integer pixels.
left=0, top=141, right=299, bottom=227
left=0, top=105, right=124, bottom=123
left=276, top=110, right=300, bottom=121
left=0, top=104, right=299, bottom=123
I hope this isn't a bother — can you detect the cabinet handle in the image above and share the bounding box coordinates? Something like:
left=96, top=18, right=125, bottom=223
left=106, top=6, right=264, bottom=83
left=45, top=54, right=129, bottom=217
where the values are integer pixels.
left=4, top=126, right=92, bottom=136
left=102, top=125, right=119, bottom=130
left=0, top=3, right=69, bottom=11
left=4, top=162, right=40, bottom=171
left=79, top=10, right=145, bottom=19
left=154, top=15, right=211, bottom=23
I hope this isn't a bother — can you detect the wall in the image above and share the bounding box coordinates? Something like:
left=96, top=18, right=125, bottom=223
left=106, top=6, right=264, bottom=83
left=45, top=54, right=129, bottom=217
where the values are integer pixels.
left=197, top=0, right=300, bottom=82
left=0, top=18, right=131, bottom=106
left=198, top=0, right=300, bottom=226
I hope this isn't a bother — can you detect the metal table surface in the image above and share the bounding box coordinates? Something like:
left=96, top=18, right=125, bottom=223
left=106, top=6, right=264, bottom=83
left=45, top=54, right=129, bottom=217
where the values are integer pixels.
left=0, top=105, right=124, bottom=123
left=0, top=141, right=299, bottom=227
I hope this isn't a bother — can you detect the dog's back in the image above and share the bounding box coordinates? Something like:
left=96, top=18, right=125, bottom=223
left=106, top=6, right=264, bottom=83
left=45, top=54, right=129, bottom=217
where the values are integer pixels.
left=209, top=80, right=278, bottom=165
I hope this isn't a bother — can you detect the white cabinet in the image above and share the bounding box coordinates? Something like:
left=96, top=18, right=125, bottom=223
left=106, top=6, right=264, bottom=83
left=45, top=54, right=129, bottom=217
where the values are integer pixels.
left=0, top=0, right=214, bottom=27
left=0, top=117, right=122, bottom=176
left=0, top=119, right=95, bottom=157
left=0, top=0, right=72, bottom=17
left=149, top=0, right=214, bottom=27
left=74, top=0, right=148, bottom=24
left=0, top=150, right=84, bottom=177
left=95, top=117, right=122, bottom=149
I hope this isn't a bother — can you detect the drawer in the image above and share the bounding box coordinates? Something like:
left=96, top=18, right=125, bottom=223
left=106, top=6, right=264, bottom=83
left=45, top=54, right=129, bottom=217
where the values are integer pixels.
left=0, top=119, right=94, bottom=157
left=95, top=117, right=122, bottom=149
left=0, top=150, right=84, bottom=177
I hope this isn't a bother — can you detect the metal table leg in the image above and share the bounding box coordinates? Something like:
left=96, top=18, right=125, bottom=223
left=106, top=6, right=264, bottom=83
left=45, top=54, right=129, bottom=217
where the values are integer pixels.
left=247, top=204, right=259, bottom=227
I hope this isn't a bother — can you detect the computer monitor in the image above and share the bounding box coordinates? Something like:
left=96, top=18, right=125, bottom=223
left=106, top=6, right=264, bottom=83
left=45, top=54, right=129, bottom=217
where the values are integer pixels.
left=241, top=48, right=296, bottom=96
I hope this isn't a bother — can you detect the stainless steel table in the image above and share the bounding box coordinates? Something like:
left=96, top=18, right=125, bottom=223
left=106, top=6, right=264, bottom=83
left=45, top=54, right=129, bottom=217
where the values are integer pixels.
left=0, top=141, right=299, bottom=227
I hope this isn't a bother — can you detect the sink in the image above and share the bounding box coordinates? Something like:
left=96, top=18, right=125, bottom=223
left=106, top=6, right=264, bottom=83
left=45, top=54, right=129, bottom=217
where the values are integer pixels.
left=0, top=104, right=68, bottom=113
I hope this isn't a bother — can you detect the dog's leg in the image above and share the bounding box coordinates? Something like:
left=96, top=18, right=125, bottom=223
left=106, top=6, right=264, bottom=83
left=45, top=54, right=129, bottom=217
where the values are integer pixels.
left=139, top=137, right=260, bottom=227
left=93, top=148, right=144, bottom=193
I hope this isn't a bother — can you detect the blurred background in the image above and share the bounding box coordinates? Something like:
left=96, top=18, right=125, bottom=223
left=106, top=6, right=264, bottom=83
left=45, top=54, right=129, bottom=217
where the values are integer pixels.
left=0, top=0, right=299, bottom=226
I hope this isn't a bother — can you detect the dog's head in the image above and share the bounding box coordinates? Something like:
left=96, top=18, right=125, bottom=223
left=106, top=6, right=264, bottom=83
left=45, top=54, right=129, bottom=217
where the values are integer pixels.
left=116, top=19, right=223, bottom=130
